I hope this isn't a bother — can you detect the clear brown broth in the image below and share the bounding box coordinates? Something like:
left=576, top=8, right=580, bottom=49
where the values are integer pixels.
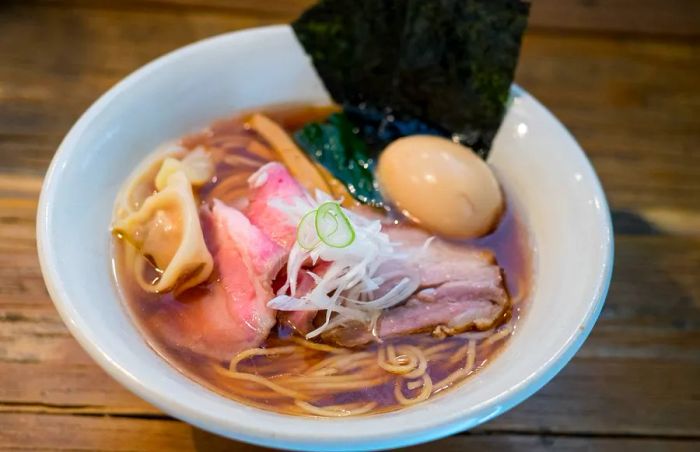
left=112, top=105, right=532, bottom=416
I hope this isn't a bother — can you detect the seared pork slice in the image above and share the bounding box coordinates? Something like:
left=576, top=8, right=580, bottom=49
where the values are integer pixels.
left=277, top=270, right=317, bottom=335
left=380, top=282, right=507, bottom=336
left=247, top=162, right=324, bottom=332
left=246, top=162, right=307, bottom=251
left=323, top=227, right=509, bottom=347
left=151, top=201, right=286, bottom=360
left=385, top=226, right=498, bottom=287
left=277, top=261, right=332, bottom=335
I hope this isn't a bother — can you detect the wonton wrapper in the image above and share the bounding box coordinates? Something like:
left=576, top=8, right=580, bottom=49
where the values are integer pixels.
left=113, top=170, right=213, bottom=294
left=155, top=147, right=214, bottom=191
left=114, top=145, right=213, bottom=218
left=114, top=145, right=182, bottom=220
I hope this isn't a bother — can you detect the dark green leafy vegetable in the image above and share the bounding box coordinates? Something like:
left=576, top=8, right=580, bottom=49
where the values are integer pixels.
left=295, top=113, right=383, bottom=206
left=292, top=0, right=530, bottom=158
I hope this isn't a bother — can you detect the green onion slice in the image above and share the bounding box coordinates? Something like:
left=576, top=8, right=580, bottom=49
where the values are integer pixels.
left=315, top=202, right=355, bottom=248
left=296, top=209, right=320, bottom=250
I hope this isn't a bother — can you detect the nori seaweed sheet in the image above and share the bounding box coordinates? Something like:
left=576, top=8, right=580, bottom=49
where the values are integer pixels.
left=292, top=0, right=530, bottom=158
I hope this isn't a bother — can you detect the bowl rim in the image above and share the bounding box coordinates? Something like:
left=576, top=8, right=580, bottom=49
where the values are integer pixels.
left=37, top=24, right=614, bottom=451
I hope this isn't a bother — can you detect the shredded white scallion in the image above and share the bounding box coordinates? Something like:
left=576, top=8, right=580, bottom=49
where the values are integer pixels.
left=266, top=190, right=422, bottom=339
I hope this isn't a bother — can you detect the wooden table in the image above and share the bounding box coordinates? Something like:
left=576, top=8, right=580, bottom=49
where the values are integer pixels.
left=1, top=1, right=698, bottom=450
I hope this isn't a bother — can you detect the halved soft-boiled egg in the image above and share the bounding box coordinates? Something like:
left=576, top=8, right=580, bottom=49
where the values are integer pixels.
left=377, top=135, right=503, bottom=239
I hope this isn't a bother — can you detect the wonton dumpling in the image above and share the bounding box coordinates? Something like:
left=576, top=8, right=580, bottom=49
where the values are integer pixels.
left=113, top=170, right=213, bottom=293
left=114, top=144, right=184, bottom=219
left=155, top=147, right=214, bottom=191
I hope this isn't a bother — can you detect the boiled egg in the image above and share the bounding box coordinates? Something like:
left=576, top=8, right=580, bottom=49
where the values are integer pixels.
left=377, top=135, right=503, bottom=238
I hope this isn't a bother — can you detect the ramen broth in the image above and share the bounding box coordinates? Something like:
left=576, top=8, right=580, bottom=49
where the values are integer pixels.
left=112, top=105, right=531, bottom=416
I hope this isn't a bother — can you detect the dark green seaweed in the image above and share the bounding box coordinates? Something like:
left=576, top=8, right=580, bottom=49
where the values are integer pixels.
left=295, top=113, right=383, bottom=206
left=292, top=0, right=530, bottom=159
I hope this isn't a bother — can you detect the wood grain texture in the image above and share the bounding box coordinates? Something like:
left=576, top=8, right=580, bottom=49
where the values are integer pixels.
left=0, top=0, right=698, bottom=450
left=530, top=0, right=700, bottom=37
left=0, top=211, right=698, bottom=439
left=3, top=414, right=699, bottom=452
left=32, top=0, right=700, bottom=37
left=515, top=33, right=700, bottom=215
left=2, top=3, right=699, bottom=218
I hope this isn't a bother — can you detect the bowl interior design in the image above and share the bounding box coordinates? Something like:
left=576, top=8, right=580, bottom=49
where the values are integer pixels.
left=37, top=25, right=613, bottom=451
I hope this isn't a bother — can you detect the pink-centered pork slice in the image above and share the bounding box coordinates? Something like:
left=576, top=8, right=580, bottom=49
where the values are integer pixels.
left=151, top=200, right=286, bottom=360
left=246, top=162, right=308, bottom=251
left=247, top=162, right=321, bottom=333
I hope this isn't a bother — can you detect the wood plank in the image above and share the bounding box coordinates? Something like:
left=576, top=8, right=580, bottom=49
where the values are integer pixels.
left=0, top=231, right=697, bottom=435
left=0, top=413, right=698, bottom=451
left=0, top=306, right=77, bottom=364
left=0, top=176, right=40, bottom=305
left=37, top=0, right=313, bottom=19
left=0, top=413, right=195, bottom=452
left=1, top=321, right=697, bottom=436
left=488, top=359, right=700, bottom=436
left=0, top=248, right=46, bottom=307
left=0, top=3, right=262, bottom=175
left=529, top=0, right=700, bottom=37
left=1, top=4, right=698, bottom=215
left=515, top=33, right=700, bottom=213
left=1, top=1, right=699, bottom=447
left=34, top=0, right=700, bottom=38
left=1, top=355, right=697, bottom=437
left=0, top=362, right=158, bottom=415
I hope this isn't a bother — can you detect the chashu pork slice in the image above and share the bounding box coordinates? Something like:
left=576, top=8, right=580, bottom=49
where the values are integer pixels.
left=323, top=227, right=509, bottom=347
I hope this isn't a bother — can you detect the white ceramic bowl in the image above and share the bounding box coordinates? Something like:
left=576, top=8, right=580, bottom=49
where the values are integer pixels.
left=37, top=25, right=613, bottom=451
